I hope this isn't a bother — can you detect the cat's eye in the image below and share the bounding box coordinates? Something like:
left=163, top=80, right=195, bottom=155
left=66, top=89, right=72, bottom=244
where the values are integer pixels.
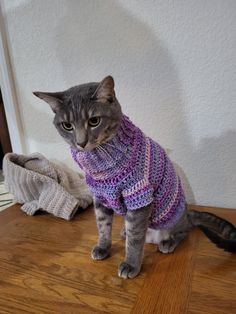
left=88, top=117, right=101, bottom=127
left=61, top=122, right=73, bottom=131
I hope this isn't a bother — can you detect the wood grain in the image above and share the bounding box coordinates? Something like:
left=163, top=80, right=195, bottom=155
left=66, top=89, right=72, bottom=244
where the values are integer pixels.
left=0, top=204, right=235, bottom=313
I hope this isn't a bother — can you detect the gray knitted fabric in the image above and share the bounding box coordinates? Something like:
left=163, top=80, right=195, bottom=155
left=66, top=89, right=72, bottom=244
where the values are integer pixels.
left=3, top=153, right=93, bottom=220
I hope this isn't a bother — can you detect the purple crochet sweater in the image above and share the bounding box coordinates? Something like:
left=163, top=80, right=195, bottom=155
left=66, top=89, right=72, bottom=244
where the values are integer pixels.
left=71, top=115, right=186, bottom=229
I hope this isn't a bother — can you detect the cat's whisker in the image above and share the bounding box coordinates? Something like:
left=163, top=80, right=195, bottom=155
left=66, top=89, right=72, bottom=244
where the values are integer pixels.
left=98, top=145, right=112, bottom=160
left=97, top=146, right=106, bottom=158
left=97, top=145, right=110, bottom=158
left=106, top=142, right=116, bottom=149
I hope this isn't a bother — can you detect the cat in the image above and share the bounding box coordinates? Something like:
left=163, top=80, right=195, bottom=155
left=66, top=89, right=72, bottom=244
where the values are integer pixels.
left=33, top=76, right=236, bottom=279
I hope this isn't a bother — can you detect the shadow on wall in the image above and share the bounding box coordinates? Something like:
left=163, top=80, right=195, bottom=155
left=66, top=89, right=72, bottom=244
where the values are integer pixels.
left=189, top=130, right=236, bottom=208
left=174, top=130, right=236, bottom=207
left=173, top=162, right=196, bottom=205
left=5, top=0, right=206, bottom=204
left=53, top=0, right=197, bottom=202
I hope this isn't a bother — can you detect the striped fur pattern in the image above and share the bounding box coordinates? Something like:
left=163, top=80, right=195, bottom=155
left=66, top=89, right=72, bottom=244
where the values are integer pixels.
left=33, top=77, right=122, bottom=152
left=34, top=76, right=236, bottom=279
left=188, top=210, right=236, bottom=253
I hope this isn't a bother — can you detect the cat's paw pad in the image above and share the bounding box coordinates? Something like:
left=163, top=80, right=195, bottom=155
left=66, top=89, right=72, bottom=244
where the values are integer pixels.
left=158, top=239, right=176, bottom=254
left=118, top=262, right=140, bottom=279
left=91, top=246, right=110, bottom=260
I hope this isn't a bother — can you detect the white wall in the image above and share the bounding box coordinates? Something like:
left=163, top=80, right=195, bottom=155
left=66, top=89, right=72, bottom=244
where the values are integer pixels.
left=1, top=0, right=236, bottom=208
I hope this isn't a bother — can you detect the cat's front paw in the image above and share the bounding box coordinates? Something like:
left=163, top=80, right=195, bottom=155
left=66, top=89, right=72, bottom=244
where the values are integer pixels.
left=91, top=245, right=110, bottom=260
left=118, top=262, right=141, bottom=279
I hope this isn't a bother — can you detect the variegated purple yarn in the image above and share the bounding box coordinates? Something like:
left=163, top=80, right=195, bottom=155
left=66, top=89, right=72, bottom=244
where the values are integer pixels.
left=71, top=115, right=186, bottom=229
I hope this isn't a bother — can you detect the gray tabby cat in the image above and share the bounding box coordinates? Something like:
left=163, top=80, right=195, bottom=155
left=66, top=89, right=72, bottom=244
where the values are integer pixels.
left=34, top=76, right=236, bottom=279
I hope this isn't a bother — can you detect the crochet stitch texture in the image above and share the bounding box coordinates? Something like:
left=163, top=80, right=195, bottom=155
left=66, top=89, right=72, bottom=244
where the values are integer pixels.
left=3, top=153, right=93, bottom=220
left=71, top=115, right=186, bottom=229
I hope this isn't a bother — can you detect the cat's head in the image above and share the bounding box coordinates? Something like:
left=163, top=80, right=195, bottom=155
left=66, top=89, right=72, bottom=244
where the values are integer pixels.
left=33, top=76, right=122, bottom=151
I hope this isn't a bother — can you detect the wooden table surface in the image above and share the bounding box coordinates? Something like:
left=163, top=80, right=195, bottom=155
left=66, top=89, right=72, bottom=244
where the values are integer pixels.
left=0, top=204, right=235, bottom=314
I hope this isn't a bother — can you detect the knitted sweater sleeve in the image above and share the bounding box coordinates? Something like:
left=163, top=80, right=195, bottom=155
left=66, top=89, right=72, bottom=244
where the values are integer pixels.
left=122, top=179, right=154, bottom=210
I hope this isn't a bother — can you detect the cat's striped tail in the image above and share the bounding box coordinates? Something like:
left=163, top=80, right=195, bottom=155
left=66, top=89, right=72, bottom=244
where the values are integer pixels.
left=187, top=210, right=236, bottom=253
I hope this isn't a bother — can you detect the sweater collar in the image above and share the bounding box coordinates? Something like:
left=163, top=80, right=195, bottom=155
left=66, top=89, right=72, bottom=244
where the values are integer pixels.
left=71, top=115, right=139, bottom=179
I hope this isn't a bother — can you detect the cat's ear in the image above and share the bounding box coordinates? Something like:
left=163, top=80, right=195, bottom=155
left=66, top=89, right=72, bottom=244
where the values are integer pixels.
left=33, top=91, right=64, bottom=113
left=92, top=76, right=115, bottom=103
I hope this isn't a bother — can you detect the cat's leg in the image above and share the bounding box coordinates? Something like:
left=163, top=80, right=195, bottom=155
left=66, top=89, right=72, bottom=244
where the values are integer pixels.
left=118, top=205, right=152, bottom=279
left=158, top=210, right=192, bottom=253
left=158, top=231, right=188, bottom=253
left=91, top=201, right=114, bottom=260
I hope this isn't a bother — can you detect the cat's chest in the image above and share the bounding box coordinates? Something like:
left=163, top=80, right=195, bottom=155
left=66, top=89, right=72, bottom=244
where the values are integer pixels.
left=86, top=174, right=127, bottom=214
left=86, top=174, right=123, bottom=196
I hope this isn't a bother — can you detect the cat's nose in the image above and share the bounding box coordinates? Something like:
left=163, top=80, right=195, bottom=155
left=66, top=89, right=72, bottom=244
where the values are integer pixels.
left=77, top=141, right=87, bottom=148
